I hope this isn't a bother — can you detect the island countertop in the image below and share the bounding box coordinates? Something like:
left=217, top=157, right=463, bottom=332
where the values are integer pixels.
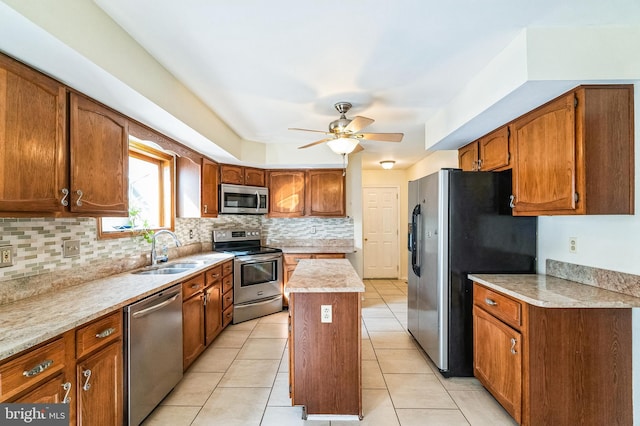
left=285, top=259, right=364, bottom=293
left=469, top=273, right=640, bottom=308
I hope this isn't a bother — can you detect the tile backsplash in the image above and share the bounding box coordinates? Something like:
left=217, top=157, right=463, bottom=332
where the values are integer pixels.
left=0, top=215, right=353, bottom=303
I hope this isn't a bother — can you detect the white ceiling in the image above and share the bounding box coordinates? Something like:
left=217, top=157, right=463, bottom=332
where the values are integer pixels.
left=63, top=1, right=640, bottom=168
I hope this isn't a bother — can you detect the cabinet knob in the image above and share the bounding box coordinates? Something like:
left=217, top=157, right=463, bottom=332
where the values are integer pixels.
left=484, top=298, right=498, bottom=307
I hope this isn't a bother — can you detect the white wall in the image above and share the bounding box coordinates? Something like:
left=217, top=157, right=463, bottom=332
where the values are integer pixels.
left=407, top=150, right=459, bottom=181
left=346, top=155, right=364, bottom=277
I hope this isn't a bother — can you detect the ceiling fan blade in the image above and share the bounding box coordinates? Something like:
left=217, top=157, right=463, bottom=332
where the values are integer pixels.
left=298, top=137, right=334, bottom=149
left=344, top=116, right=374, bottom=133
left=288, top=127, right=330, bottom=134
left=358, top=132, right=404, bottom=142
left=351, top=144, right=364, bottom=154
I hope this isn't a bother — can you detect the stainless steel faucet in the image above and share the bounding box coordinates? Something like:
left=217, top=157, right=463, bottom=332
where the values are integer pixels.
left=151, top=230, right=181, bottom=265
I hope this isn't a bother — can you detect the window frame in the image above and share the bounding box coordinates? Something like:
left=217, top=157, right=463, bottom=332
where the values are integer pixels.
left=97, top=140, right=175, bottom=240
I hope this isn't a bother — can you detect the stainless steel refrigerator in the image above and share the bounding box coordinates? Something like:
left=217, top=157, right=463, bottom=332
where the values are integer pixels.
left=408, top=168, right=536, bottom=377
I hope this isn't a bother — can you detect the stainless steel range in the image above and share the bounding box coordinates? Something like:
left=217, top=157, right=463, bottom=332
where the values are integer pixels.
left=213, top=229, right=283, bottom=323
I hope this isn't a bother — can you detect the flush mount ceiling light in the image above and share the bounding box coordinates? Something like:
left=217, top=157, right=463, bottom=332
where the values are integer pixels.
left=380, top=160, right=395, bottom=170
left=326, top=137, right=360, bottom=155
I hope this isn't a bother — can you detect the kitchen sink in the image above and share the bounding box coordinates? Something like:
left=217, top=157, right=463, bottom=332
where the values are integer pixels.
left=165, top=262, right=203, bottom=269
left=133, top=267, right=191, bottom=275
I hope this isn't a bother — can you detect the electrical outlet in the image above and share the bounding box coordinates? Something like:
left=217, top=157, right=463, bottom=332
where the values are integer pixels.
left=569, top=237, right=577, bottom=254
left=311, top=226, right=316, bottom=234
left=321, top=305, right=332, bottom=323
left=0, top=245, right=13, bottom=268
left=63, top=239, right=81, bottom=258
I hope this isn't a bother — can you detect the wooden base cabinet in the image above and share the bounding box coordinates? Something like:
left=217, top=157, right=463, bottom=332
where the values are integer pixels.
left=289, top=292, right=362, bottom=418
left=182, top=261, right=234, bottom=370
left=473, top=283, right=632, bottom=425
left=283, top=253, right=345, bottom=307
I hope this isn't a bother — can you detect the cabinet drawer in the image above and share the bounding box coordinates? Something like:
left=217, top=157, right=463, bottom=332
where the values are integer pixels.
left=313, top=253, right=345, bottom=259
left=182, top=273, right=205, bottom=299
left=76, top=311, right=122, bottom=359
left=222, top=305, right=233, bottom=328
left=222, top=260, right=233, bottom=277
left=205, top=265, right=223, bottom=286
left=284, top=254, right=312, bottom=265
left=222, top=275, right=233, bottom=294
left=0, top=338, right=66, bottom=400
left=474, top=284, right=522, bottom=329
left=223, top=291, right=233, bottom=310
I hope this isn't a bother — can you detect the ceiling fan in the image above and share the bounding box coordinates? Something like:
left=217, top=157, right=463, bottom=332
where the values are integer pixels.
left=289, top=102, right=403, bottom=155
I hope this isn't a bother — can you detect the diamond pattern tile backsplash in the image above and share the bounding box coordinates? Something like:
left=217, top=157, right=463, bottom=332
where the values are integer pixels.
left=0, top=215, right=353, bottom=286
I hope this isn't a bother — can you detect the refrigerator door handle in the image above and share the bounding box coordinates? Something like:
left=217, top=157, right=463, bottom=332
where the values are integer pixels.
left=411, top=204, right=421, bottom=277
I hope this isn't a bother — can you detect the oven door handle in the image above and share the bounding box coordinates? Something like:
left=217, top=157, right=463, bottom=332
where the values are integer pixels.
left=235, top=255, right=282, bottom=263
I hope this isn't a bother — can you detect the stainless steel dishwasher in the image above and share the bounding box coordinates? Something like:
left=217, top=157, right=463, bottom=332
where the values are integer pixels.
left=124, top=283, right=183, bottom=426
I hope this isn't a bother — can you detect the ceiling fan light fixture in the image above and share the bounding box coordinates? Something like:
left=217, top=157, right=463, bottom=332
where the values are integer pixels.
left=327, top=137, right=359, bottom=155
left=380, top=160, right=395, bottom=170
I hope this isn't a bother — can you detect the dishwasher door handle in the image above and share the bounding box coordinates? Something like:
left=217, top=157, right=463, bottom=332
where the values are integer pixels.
left=132, top=294, right=180, bottom=318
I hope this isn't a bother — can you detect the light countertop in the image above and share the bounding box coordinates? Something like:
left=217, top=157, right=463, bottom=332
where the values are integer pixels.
left=469, top=273, right=640, bottom=308
left=285, top=259, right=364, bottom=293
left=0, top=252, right=234, bottom=362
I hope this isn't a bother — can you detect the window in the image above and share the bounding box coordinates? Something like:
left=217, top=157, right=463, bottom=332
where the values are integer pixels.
left=99, top=140, right=174, bottom=239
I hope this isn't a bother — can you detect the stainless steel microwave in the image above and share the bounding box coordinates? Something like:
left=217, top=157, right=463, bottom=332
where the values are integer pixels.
left=219, top=183, right=268, bottom=214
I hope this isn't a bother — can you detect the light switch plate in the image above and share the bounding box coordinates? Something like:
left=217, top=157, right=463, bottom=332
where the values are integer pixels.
left=63, top=239, right=81, bottom=258
left=0, top=245, right=13, bottom=268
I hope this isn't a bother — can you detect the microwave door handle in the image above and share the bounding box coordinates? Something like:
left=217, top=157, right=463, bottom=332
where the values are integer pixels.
left=255, top=191, right=260, bottom=212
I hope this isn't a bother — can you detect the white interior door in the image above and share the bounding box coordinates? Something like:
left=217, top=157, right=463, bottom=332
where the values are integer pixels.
left=363, top=187, right=399, bottom=279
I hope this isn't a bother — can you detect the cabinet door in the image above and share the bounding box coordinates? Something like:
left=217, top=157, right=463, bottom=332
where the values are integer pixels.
left=512, top=93, right=577, bottom=214
left=306, top=169, right=345, bottom=217
left=204, top=283, right=223, bottom=345
left=220, top=164, right=244, bottom=184
left=268, top=170, right=306, bottom=217
left=182, top=294, right=205, bottom=370
left=201, top=158, right=219, bottom=217
left=244, top=167, right=265, bottom=186
left=458, top=141, right=478, bottom=171
left=69, top=93, right=128, bottom=215
left=76, top=341, right=123, bottom=426
left=0, top=54, right=68, bottom=214
left=176, top=156, right=202, bottom=218
left=13, top=374, right=68, bottom=404
left=473, top=307, right=522, bottom=423
left=479, top=126, right=510, bottom=171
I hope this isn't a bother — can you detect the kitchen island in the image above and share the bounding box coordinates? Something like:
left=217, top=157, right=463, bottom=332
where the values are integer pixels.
left=285, top=258, right=364, bottom=420
left=468, top=273, right=640, bottom=426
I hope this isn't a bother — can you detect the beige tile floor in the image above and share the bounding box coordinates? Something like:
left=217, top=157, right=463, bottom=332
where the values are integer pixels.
left=142, top=279, right=517, bottom=426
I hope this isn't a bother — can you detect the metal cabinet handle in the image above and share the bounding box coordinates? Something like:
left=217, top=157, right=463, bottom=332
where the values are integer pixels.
left=95, top=327, right=115, bottom=339
left=191, top=283, right=200, bottom=289
left=509, top=195, right=515, bottom=209
left=204, top=204, right=208, bottom=213
left=82, top=369, right=92, bottom=391
left=76, top=189, right=84, bottom=207
left=23, top=359, right=53, bottom=377
left=484, top=298, right=497, bottom=306
left=62, top=382, right=72, bottom=403
left=61, top=188, right=69, bottom=206
left=510, top=338, right=518, bottom=355
left=477, top=159, right=483, bottom=170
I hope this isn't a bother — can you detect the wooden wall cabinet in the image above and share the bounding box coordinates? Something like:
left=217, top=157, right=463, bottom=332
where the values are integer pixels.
left=220, top=164, right=265, bottom=186
left=268, top=169, right=346, bottom=218
left=0, top=53, right=128, bottom=217
left=458, top=126, right=511, bottom=172
left=511, top=85, right=634, bottom=216
left=473, top=282, right=632, bottom=425
left=182, top=261, right=233, bottom=370
left=0, top=53, right=68, bottom=215
left=177, top=157, right=219, bottom=218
